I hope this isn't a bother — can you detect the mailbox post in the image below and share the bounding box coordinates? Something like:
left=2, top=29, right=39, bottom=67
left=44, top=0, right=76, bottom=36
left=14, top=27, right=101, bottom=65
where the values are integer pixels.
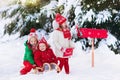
left=91, top=38, right=94, bottom=67
left=77, top=27, right=108, bottom=67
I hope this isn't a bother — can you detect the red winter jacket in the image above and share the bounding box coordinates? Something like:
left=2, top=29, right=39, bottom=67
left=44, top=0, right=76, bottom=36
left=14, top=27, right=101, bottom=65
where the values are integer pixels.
left=34, top=48, right=57, bottom=67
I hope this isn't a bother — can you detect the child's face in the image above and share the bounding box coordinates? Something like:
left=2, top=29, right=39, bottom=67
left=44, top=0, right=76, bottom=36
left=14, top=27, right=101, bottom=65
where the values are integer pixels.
left=39, top=43, right=46, bottom=51
left=29, top=37, right=38, bottom=46
left=61, top=22, right=67, bottom=29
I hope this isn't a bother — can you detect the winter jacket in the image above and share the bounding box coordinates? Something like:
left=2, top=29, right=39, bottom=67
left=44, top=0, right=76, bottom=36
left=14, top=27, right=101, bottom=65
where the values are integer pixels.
left=48, top=29, right=75, bottom=58
left=23, top=41, right=34, bottom=65
left=34, top=48, right=57, bottom=67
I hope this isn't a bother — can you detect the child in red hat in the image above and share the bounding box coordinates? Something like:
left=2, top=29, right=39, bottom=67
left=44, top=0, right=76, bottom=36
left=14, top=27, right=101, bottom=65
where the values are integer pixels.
left=20, top=28, right=39, bottom=75
left=34, top=37, right=60, bottom=73
left=48, top=13, right=75, bottom=74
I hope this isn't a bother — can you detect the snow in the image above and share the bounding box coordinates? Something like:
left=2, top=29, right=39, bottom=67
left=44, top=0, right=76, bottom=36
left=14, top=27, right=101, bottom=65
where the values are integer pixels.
left=74, top=5, right=82, bottom=16
left=0, top=33, right=120, bottom=80
left=106, top=32, right=117, bottom=45
left=95, top=10, right=112, bottom=24
left=0, top=4, right=21, bottom=38
left=40, top=0, right=58, bottom=18
left=0, top=0, right=15, bottom=8
left=81, top=9, right=95, bottom=26
left=57, top=0, right=66, bottom=6
left=62, top=0, right=77, bottom=15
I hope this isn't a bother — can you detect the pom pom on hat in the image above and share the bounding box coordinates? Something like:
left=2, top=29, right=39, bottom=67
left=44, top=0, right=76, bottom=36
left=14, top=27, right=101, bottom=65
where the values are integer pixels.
left=30, top=28, right=36, bottom=33
left=28, top=28, right=38, bottom=42
left=55, top=13, right=66, bottom=25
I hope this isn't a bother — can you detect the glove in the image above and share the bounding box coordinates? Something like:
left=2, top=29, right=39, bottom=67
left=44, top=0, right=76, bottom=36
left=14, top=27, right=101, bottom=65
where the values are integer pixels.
left=32, top=64, right=37, bottom=69
left=60, top=47, right=66, bottom=53
left=63, top=48, right=74, bottom=57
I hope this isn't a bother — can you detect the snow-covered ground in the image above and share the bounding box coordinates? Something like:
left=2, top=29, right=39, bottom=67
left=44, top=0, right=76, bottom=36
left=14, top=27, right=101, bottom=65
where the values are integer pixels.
left=0, top=0, right=15, bottom=8
left=0, top=35, right=120, bottom=80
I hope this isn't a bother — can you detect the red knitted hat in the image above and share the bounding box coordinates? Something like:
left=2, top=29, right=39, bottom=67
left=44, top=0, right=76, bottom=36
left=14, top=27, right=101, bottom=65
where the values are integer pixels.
left=55, top=13, right=66, bottom=25
left=28, top=28, right=38, bottom=42
left=38, top=37, right=48, bottom=48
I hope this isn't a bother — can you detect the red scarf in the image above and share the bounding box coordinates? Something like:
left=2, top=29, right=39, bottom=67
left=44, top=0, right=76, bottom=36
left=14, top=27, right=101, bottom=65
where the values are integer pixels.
left=56, top=28, right=71, bottom=40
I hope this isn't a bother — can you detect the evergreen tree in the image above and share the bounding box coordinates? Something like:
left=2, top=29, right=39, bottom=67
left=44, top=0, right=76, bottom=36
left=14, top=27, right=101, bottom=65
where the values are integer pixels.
left=81, top=0, right=120, bottom=11
left=0, top=0, right=54, bottom=37
left=80, top=0, right=120, bottom=54
left=0, top=0, right=120, bottom=54
left=81, top=0, right=120, bottom=39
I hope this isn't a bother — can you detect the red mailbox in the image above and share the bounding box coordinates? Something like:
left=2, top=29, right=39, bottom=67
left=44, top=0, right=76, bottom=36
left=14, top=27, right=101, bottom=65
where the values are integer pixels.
left=76, top=27, right=108, bottom=67
left=77, top=28, right=108, bottom=38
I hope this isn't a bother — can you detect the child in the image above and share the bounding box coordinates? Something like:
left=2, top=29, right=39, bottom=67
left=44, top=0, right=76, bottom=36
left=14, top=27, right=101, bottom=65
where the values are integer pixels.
left=49, top=13, right=75, bottom=74
left=34, top=37, right=59, bottom=73
left=20, top=28, right=38, bottom=75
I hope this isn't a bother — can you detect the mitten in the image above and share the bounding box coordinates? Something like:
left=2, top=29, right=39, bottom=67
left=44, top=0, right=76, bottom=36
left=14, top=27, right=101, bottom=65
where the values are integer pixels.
left=32, top=64, right=37, bottom=69
left=60, top=47, right=66, bottom=52
left=63, top=48, right=74, bottom=57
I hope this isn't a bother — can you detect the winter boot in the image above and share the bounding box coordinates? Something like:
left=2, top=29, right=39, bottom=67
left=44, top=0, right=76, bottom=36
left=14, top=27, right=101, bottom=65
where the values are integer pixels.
left=50, top=63, right=61, bottom=73
left=20, top=67, right=32, bottom=75
left=20, top=68, right=28, bottom=75
left=43, top=63, right=51, bottom=72
left=50, top=63, right=57, bottom=70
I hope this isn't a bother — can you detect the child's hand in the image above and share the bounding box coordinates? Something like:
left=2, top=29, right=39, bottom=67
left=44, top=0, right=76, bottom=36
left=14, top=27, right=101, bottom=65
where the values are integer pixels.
left=40, top=67, right=44, bottom=71
left=60, top=47, right=66, bottom=53
left=63, top=48, right=74, bottom=57
left=32, top=64, right=37, bottom=69
left=36, top=66, right=44, bottom=71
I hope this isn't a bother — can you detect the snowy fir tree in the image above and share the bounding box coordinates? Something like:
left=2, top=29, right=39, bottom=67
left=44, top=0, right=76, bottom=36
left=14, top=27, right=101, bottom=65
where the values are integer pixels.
left=80, top=0, right=120, bottom=53
left=0, top=0, right=53, bottom=37
left=0, top=0, right=120, bottom=54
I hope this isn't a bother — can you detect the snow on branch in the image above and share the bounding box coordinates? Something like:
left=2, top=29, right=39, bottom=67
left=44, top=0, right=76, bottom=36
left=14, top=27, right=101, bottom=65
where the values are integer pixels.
left=0, top=4, right=21, bottom=19
left=40, top=0, right=57, bottom=18
left=81, top=9, right=95, bottom=26
left=95, top=10, right=112, bottom=24
left=114, top=11, right=120, bottom=23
